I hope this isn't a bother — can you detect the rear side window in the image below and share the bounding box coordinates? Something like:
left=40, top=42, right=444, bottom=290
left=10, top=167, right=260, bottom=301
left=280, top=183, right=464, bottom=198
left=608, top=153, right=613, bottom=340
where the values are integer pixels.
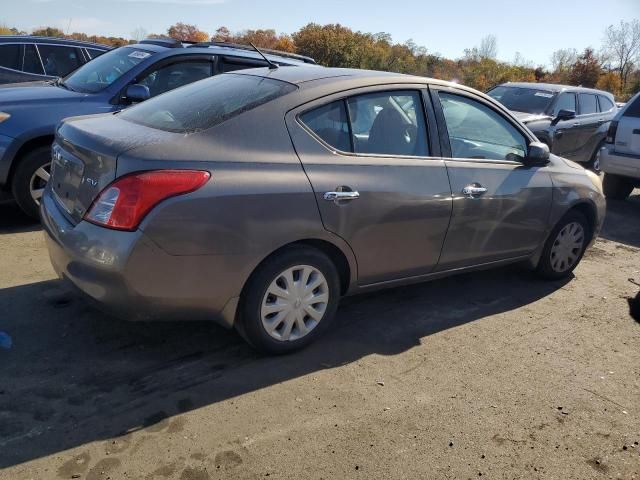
left=0, top=44, right=20, bottom=70
left=86, top=48, right=106, bottom=59
left=23, top=44, right=44, bottom=74
left=438, top=92, right=527, bottom=162
left=598, top=95, right=615, bottom=112
left=299, top=101, right=351, bottom=152
left=578, top=93, right=598, bottom=115
left=553, top=93, right=576, bottom=115
left=623, top=95, right=640, bottom=118
left=38, top=44, right=82, bottom=76
left=120, top=73, right=297, bottom=133
left=299, top=90, right=429, bottom=157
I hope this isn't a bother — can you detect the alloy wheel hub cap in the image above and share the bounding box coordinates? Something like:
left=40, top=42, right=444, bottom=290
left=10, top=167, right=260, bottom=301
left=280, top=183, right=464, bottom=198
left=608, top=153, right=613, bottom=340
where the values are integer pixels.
left=550, top=222, right=585, bottom=273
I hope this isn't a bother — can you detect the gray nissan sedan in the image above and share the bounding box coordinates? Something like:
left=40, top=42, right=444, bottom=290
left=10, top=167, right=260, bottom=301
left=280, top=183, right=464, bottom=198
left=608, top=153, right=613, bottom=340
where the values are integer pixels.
left=41, top=67, right=606, bottom=353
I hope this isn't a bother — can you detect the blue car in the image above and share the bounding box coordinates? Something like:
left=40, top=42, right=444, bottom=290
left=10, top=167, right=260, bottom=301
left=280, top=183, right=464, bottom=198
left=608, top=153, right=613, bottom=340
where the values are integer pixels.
left=0, top=38, right=316, bottom=217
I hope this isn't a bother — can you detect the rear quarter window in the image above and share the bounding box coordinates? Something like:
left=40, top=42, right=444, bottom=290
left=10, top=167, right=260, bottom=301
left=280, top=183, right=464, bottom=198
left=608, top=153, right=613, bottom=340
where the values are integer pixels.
left=598, top=95, right=615, bottom=112
left=120, top=73, right=297, bottom=133
left=0, top=44, right=20, bottom=70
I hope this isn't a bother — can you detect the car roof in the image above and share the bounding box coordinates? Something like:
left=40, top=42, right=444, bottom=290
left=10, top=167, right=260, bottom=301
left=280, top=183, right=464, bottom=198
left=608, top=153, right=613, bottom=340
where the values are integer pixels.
left=232, top=65, right=467, bottom=90
left=499, top=82, right=613, bottom=97
left=0, top=35, right=112, bottom=50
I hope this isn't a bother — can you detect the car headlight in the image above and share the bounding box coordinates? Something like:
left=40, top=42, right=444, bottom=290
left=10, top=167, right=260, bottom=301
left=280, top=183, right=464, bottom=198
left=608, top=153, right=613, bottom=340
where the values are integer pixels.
left=0, top=112, right=10, bottom=123
left=586, top=169, right=603, bottom=195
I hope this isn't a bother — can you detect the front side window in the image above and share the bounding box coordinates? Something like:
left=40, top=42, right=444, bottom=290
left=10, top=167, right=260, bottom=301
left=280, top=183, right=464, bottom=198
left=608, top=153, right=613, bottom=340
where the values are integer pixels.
left=553, top=93, right=576, bottom=115
left=0, top=44, right=20, bottom=70
left=120, top=73, right=297, bottom=133
left=65, top=47, right=153, bottom=93
left=578, top=93, right=598, bottom=115
left=23, top=44, right=44, bottom=74
left=137, top=60, right=212, bottom=97
left=38, top=45, right=82, bottom=76
left=487, top=86, right=555, bottom=114
left=347, top=91, right=428, bottom=156
left=299, top=90, right=429, bottom=157
left=439, top=92, right=527, bottom=162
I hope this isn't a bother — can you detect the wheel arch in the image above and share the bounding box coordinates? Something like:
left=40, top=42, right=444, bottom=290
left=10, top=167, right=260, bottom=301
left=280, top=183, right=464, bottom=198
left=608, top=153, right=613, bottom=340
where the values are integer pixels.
left=6, top=135, right=54, bottom=187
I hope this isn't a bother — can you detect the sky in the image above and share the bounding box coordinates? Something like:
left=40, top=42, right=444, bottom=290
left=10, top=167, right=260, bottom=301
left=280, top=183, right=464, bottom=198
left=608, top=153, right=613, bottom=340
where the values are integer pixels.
left=2, top=0, right=639, bottom=66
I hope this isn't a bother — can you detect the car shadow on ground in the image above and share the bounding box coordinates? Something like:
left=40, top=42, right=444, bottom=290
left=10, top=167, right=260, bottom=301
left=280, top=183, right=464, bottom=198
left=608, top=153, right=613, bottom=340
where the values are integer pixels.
left=0, top=200, right=40, bottom=234
left=599, top=190, right=640, bottom=248
left=0, top=265, right=570, bottom=468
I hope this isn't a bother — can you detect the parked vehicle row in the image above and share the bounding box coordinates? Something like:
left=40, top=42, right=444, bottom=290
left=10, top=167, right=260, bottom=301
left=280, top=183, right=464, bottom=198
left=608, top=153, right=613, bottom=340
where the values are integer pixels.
left=0, top=35, right=111, bottom=84
left=488, top=82, right=618, bottom=173
left=0, top=37, right=316, bottom=217
left=40, top=66, right=606, bottom=353
left=601, top=90, right=640, bottom=199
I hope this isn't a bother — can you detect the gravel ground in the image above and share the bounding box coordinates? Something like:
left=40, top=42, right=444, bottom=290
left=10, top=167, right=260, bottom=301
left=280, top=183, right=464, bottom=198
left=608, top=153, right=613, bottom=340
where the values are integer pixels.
left=0, top=193, right=639, bottom=480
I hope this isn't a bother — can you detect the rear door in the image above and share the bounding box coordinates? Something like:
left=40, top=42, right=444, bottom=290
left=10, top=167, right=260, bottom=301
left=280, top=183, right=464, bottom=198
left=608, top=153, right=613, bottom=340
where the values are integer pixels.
left=430, top=86, right=553, bottom=270
left=615, top=93, right=640, bottom=156
left=287, top=85, right=452, bottom=286
left=575, top=92, right=602, bottom=160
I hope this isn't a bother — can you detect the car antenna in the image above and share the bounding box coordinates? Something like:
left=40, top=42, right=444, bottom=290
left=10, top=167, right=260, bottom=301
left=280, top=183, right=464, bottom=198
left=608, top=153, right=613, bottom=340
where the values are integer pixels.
left=249, top=43, right=278, bottom=70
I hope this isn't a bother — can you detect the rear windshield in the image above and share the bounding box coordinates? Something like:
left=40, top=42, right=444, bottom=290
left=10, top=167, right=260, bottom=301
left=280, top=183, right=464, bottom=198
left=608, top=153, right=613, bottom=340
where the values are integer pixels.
left=487, top=86, right=556, bottom=114
left=120, top=73, right=297, bottom=133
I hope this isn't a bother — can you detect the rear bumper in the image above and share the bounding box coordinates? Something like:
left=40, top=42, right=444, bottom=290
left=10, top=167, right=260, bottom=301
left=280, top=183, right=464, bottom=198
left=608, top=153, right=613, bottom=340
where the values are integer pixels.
left=600, top=145, right=640, bottom=180
left=40, top=190, right=240, bottom=327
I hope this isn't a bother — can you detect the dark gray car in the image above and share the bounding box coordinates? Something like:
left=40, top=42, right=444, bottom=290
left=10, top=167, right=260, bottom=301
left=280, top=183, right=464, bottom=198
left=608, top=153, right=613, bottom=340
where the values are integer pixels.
left=41, top=67, right=606, bottom=353
left=488, top=82, right=617, bottom=172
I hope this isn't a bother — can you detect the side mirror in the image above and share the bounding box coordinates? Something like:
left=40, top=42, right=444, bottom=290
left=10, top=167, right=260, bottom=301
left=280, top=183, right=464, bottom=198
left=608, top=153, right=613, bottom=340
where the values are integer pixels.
left=555, top=109, right=576, bottom=121
left=125, top=84, right=150, bottom=103
left=527, top=141, right=550, bottom=165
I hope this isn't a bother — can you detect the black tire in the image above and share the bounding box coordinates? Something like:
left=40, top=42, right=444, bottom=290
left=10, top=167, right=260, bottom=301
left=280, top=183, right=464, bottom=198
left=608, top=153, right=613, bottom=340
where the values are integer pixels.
left=236, top=246, right=341, bottom=354
left=586, top=141, right=604, bottom=174
left=535, top=210, right=590, bottom=280
left=602, top=173, right=634, bottom=200
left=11, top=146, right=51, bottom=219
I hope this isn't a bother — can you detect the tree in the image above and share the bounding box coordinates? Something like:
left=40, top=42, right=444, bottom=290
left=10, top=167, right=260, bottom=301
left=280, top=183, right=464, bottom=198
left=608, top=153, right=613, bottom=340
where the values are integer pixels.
left=131, top=27, right=148, bottom=42
left=549, top=48, right=577, bottom=83
left=478, top=35, right=498, bottom=59
left=569, top=48, right=602, bottom=87
left=602, top=19, right=640, bottom=89
left=167, top=22, right=209, bottom=42
left=596, top=72, right=622, bottom=97
left=212, top=26, right=231, bottom=42
left=32, top=27, right=65, bottom=37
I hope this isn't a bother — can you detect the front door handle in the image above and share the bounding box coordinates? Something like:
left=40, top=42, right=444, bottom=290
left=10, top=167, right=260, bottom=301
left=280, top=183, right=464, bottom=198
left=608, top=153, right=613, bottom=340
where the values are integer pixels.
left=324, top=191, right=360, bottom=202
left=462, top=183, right=488, bottom=198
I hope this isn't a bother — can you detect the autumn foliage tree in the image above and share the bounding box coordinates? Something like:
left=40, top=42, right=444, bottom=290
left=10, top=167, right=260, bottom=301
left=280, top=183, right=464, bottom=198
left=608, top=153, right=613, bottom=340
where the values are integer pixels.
left=568, top=48, right=602, bottom=88
left=167, top=22, right=209, bottom=42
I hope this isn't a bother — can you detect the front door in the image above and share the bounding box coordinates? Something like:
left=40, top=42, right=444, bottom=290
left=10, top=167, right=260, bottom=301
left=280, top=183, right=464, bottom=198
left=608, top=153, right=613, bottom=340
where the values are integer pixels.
left=287, top=86, right=452, bottom=285
left=550, top=92, right=581, bottom=159
left=431, top=88, right=553, bottom=271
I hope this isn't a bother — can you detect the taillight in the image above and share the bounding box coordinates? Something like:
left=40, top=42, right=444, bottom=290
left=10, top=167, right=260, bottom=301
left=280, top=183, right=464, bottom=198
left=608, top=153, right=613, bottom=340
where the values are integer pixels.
left=84, top=170, right=210, bottom=231
left=605, top=120, right=618, bottom=144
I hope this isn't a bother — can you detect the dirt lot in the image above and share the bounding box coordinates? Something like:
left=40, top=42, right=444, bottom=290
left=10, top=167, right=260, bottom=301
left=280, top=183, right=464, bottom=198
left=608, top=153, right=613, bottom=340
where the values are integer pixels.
left=1, top=193, right=639, bottom=480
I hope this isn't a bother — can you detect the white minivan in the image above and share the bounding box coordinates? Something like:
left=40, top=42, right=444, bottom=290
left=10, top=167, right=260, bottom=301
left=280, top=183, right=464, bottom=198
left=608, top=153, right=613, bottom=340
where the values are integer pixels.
left=601, top=91, right=640, bottom=200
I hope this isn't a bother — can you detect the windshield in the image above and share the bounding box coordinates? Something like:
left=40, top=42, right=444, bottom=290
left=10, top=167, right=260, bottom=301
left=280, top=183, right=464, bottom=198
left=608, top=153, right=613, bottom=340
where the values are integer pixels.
left=120, top=73, right=297, bottom=133
left=64, top=47, right=153, bottom=93
left=487, top=86, right=556, bottom=115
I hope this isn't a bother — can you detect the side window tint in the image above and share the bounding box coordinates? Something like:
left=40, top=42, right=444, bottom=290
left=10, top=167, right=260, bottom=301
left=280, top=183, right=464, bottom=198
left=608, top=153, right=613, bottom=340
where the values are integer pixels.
left=623, top=95, right=640, bottom=118
left=221, top=58, right=267, bottom=72
left=553, top=93, right=576, bottom=115
left=578, top=93, right=598, bottom=115
left=299, top=101, right=351, bottom=152
left=38, top=45, right=82, bottom=76
left=598, top=95, right=614, bottom=112
left=347, top=91, right=428, bottom=156
left=0, top=44, right=20, bottom=70
left=23, top=44, right=44, bottom=74
left=86, top=48, right=106, bottom=60
left=138, top=61, right=212, bottom=97
left=439, top=92, right=527, bottom=162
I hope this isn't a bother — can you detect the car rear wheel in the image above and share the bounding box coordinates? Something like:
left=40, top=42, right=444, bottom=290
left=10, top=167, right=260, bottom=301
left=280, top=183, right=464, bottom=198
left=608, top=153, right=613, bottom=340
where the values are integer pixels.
left=237, top=246, right=341, bottom=354
left=536, top=210, right=590, bottom=280
left=11, top=146, right=52, bottom=219
left=602, top=173, right=634, bottom=200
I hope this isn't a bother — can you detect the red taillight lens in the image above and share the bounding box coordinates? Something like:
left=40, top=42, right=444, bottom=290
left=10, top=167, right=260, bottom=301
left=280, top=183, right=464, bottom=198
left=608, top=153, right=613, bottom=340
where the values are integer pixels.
left=605, top=120, right=618, bottom=144
left=84, top=170, right=210, bottom=231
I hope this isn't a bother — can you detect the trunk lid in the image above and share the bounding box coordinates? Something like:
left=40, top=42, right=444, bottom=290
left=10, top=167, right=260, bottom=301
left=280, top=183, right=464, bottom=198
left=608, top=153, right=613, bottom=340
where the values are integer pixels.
left=51, top=112, right=169, bottom=223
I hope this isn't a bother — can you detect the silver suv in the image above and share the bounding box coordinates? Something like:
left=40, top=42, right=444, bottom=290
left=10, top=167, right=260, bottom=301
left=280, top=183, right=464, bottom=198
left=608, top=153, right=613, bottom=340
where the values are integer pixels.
left=601, top=91, right=640, bottom=200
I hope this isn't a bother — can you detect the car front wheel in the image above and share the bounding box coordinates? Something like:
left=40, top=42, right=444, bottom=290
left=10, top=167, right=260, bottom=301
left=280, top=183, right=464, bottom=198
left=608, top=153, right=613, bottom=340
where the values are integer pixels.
left=11, top=146, right=52, bottom=219
left=536, top=210, right=590, bottom=280
left=237, top=246, right=341, bottom=354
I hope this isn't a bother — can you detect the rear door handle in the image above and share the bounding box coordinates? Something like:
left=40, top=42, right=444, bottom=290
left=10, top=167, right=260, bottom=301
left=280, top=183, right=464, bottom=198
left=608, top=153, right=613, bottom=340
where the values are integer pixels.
left=572, top=122, right=581, bottom=127
left=324, top=191, right=360, bottom=202
left=462, top=184, right=488, bottom=198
